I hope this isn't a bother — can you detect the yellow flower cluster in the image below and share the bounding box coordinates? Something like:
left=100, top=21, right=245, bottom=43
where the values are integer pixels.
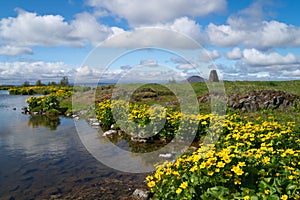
left=147, top=114, right=300, bottom=199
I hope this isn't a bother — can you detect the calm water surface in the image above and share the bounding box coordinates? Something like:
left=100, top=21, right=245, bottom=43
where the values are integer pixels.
left=0, top=91, right=147, bottom=200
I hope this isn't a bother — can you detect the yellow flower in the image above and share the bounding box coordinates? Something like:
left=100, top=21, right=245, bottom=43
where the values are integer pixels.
left=147, top=181, right=155, bottom=188
left=180, top=181, right=188, bottom=189
left=200, top=162, right=206, bottom=169
left=189, top=165, right=198, bottom=172
left=215, top=168, right=220, bottom=173
left=234, top=178, right=241, bottom=185
left=262, top=156, right=271, bottom=164
left=244, top=195, right=250, bottom=200
left=176, top=188, right=182, bottom=194
left=288, top=175, right=295, bottom=180
left=201, top=121, right=207, bottom=125
left=265, top=189, right=270, bottom=195
left=146, top=175, right=153, bottom=181
left=231, top=165, right=244, bottom=176
left=208, top=171, right=214, bottom=176
left=217, top=161, right=225, bottom=168
left=280, top=194, right=288, bottom=200
left=172, top=171, right=180, bottom=177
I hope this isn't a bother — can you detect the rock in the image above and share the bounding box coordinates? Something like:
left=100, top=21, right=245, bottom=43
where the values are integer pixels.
left=110, top=124, right=119, bottom=130
left=33, top=112, right=39, bottom=115
left=209, top=70, right=219, bottom=82
left=72, top=114, right=78, bottom=118
left=132, top=189, right=149, bottom=200
left=159, top=153, right=172, bottom=158
left=272, top=97, right=277, bottom=105
left=103, top=130, right=117, bottom=136
left=89, top=118, right=98, bottom=123
left=131, top=137, right=147, bottom=143
left=12, top=107, right=16, bottom=110
left=74, top=116, right=80, bottom=121
left=91, top=122, right=100, bottom=126
left=79, top=110, right=87, bottom=115
left=277, top=96, right=285, bottom=104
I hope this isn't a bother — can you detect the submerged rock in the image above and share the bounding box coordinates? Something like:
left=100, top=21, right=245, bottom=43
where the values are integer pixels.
left=103, top=130, right=117, bottom=136
left=159, top=153, right=172, bottom=158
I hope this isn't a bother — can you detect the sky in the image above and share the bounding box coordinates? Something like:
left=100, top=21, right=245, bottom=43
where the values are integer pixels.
left=0, top=0, right=300, bottom=85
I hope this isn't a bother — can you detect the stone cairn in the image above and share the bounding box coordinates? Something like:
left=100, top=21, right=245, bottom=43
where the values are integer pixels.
left=209, top=70, right=219, bottom=82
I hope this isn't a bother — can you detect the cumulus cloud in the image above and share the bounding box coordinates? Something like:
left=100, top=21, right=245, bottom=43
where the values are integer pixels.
left=176, top=64, right=195, bottom=70
left=139, top=59, right=158, bottom=66
left=225, top=47, right=242, bottom=60
left=199, top=49, right=221, bottom=62
left=100, top=28, right=200, bottom=49
left=208, top=20, right=300, bottom=49
left=0, top=45, right=33, bottom=56
left=282, top=69, right=300, bottom=77
left=207, top=1, right=300, bottom=49
left=87, top=0, right=227, bottom=26
left=153, top=17, right=208, bottom=45
left=242, top=48, right=299, bottom=66
left=0, top=61, right=74, bottom=84
left=69, top=12, right=114, bottom=46
left=0, top=9, right=119, bottom=55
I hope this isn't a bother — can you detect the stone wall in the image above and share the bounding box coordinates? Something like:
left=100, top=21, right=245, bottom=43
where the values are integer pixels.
left=198, top=90, right=300, bottom=112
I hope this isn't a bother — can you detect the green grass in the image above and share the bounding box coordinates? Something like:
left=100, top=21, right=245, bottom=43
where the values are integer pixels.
left=60, top=80, right=300, bottom=117
left=224, top=80, right=300, bottom=96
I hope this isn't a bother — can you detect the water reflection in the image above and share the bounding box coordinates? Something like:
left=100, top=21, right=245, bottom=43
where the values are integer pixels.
left=27, top=115, right=61, bottom=130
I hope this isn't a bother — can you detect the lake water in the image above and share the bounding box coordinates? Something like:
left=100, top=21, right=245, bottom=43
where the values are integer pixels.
left=0, top=91, right=147, bottom=200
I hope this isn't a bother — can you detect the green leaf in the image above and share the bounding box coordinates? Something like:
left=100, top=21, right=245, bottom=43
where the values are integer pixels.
left=286, top=184, right=297, bottom=190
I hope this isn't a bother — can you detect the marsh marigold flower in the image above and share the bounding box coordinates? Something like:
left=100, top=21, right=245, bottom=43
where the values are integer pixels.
left=231, top=165, right=244, bottom=176
left=147, top=181, right=155, bottom=188
left=176, top=188, right=182, bottom=194
left=180, top=181, right=188, bottom=189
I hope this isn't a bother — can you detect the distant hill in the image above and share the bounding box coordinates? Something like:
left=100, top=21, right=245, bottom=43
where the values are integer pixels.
left=186, top=75, right=205, bottom=83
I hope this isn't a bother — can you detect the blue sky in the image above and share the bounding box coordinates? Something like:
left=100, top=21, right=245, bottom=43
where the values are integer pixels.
left=0, top=0, right=300, bottom=84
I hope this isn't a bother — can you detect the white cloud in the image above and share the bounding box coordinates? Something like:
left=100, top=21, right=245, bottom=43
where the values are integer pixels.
left=199, top=49, right=221, bottom=62
left=282, top=69, right=300, bottom=77
left=225, top=47, right=242, bottom=60
left=207, top=19, right=300, bottom=50
left=100, top=28, right=200, bottom=49
left=69, top=12, right=113, bottom=46
left=0, top=61, right=74, bottom=84
left=88, top=0, right=227, bottom=26
left=0, top=9, right=118, bottom=55
left=206, top=1, right=300, bottom=49
left=176, top=64, right=195, bottom=70
left=242, top=48, right=299, bottom=66
left=154, top=17, right=207, bottom=45
left=0, top=45, right=33, bottom=56
left=139, top=59, right=158, bottom=66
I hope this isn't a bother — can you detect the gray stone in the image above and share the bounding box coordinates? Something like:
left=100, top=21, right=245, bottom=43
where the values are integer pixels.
left=89, top=118, right=98, bottom=123
left=91, top=122, right=100, bottom=126
left=132, top=189, right=149, bottom=200
left=103, top=130, right=117, bottom=136
left=159, top=153, right=172, bottom=158
left=131, top=137, right=147, bottom=143
left=208, top=70, right=219, bottom=82
left=110, top=124, right=119, bottom=130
